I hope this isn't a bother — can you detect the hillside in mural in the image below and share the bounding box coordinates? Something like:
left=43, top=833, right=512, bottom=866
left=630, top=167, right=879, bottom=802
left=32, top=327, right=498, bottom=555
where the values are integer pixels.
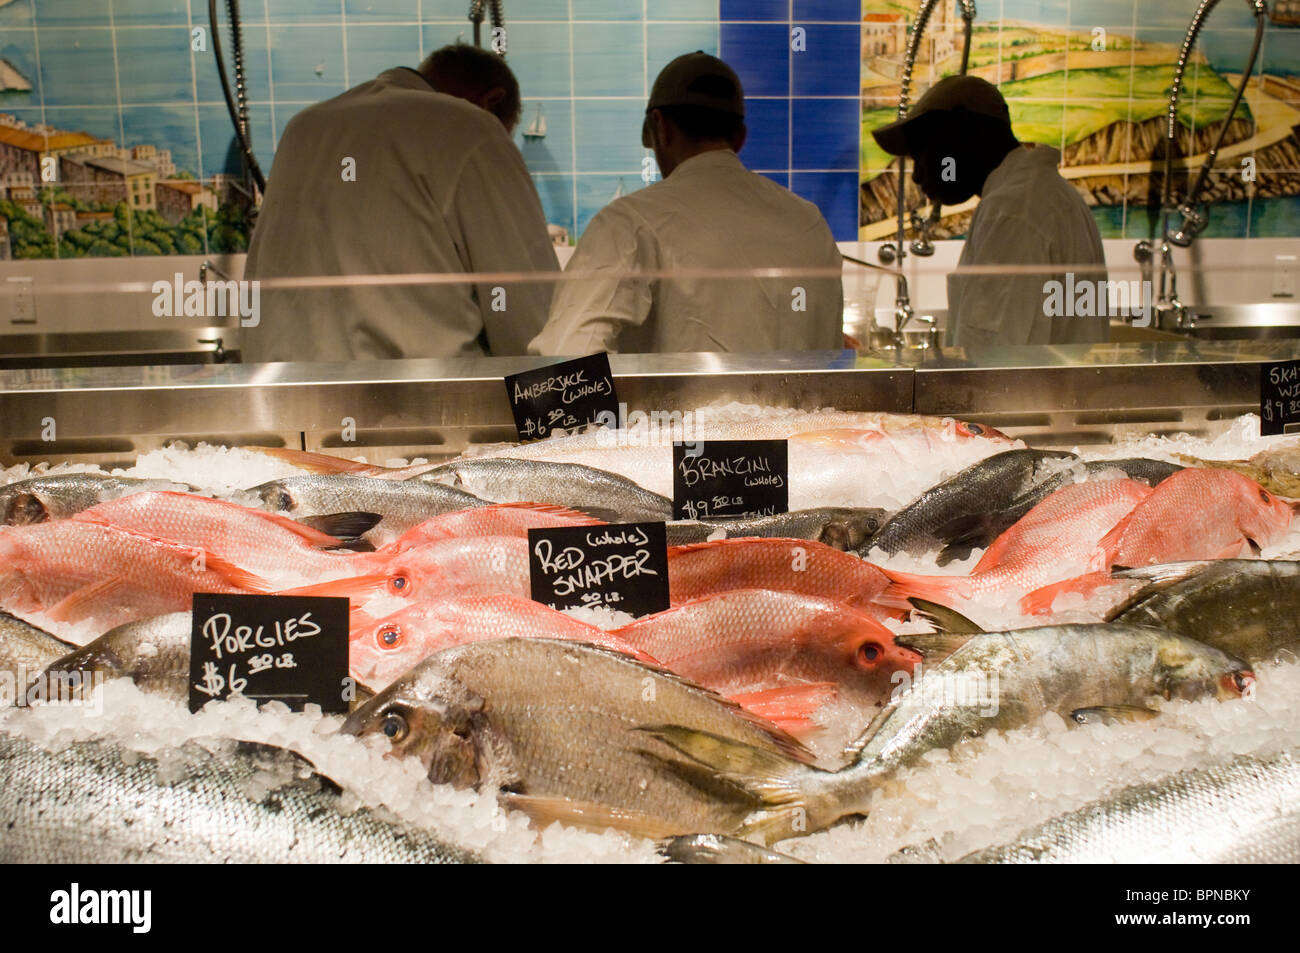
left=860, top=1, right=1300, bottom=240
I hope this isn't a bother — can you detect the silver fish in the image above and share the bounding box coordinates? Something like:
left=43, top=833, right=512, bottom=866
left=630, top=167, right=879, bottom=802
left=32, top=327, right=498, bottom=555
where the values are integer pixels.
left=1, top=611, right=75, bottom=701
left=1, top=474, right=196, bottom=525
left=43, top=612, right=191, bottom=698
left=658, top=834, right=805, bottom=864
left=1111, top=560, right=1300, bottom=664
left=414, top=458, right=671, bottom=524
left=959, top=750, right=1300, bottom=864
left=0, top=734, right=478, bottom=863
left=246, top=474, right=487, bottom=544
left=665, top=507, right=887, bottom=551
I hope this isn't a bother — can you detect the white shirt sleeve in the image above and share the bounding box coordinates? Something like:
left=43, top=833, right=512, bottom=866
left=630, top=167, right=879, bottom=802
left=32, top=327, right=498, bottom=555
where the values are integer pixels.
left=452, top=135, right=559, bottom=356
left=529, top=204, right=655, bottom=356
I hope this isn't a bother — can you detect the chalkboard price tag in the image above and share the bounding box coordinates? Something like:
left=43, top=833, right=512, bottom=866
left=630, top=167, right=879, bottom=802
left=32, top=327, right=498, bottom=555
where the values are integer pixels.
left=1260, top=359, right=1300, bottom=436
left=188, top=593, right=350, bottom=714
left=504, top=353, right=619, bottom=441
left=672, top=440, right=789, bottom=520
left=528, top=522, right=670, bottom=618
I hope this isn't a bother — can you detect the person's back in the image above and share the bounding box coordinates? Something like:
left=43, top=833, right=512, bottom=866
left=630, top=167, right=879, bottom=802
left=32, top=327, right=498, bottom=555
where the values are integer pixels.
left=242, top=49, right=557, bottom=363
left=530, top=52, right=843, bottom=356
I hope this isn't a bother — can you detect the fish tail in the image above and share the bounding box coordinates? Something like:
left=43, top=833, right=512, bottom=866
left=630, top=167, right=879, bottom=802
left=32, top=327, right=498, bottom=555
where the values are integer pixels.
left=877, top=567, right=967, bottom=611
left=1018, top=571, right=1115, bottom=616
left=728, top=683, right=839, bottom=736
left=636, top=725, right=836, bottom=844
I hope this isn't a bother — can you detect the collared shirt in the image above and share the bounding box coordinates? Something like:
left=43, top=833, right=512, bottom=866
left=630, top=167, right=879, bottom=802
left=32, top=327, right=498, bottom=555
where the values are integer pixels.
left=948, top=143, right=1109, bottom=347
left=241, top=68, right=557, bottom=362
left=530, top=149, right=843, bottom=355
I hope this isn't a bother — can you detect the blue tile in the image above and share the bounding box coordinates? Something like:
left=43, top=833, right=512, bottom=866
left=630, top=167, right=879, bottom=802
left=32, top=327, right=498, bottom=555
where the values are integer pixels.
left=721, top=0, right=787, bottom=21
left=572, top=0, right=639, bottom=19
left=649, top=1, right=719, bottom=21
left=531, top=173, right=574, bottom=235
left=271, top=102, right=310, bottom=150
left=197, top=104, right=273, bottom=178
left=512, top=1, right=570, bottom=20
left=343, top=0, right=419, bottom=21
left=39, top=29, right=117, bottom=107
left=647, top=23, right=720, bottom=89
left=507, top=22, right=572, bottom=99
left=264, top=0, right=341, bottom=23
left=112, top=0, right=190, bottom=26
left=761, top=170, right=790, bottom=189
left=791, top=97, right=857, bottom=169
left=737, top=97, right=788, bottom=170
left=516, top=100, right=573, bottom=174
left=37, top=106, right=122, bottom=145
left=576, top=173, right=644, bottom=235
left=0, top=30, right=41, bottom=109
left=0, top=3, right=32, bottom=26
left=194, top=23, right=273, bottom=106
left=345, top=24, right=421, bottom=82
left=793, top=0, right=860, bottom=20
left=573, top=100, right=645, bottom=173
left=421, top=24, right=479, bottom=60
left=34, top=1, right=111, bottom=27
left=117, top=28, right=195, bottom=104
left=188, top=0, right=267, bottom=20
left=268, top=26, right=347, bottom=99
left=791, top=170, right=857, bottom=240
left=720, top=23, right=788, bottom=97
left=791, top=24, right=858, bottom=96
left=121, top=104, right=200, bottom=179
left=572, top=24, right=644, bottom=97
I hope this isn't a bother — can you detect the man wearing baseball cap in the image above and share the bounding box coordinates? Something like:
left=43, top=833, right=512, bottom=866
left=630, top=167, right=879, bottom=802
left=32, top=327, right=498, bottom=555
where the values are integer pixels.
left=530, top=51, right=843, bottom=355
left=873, top=74, right=1108, bottom=347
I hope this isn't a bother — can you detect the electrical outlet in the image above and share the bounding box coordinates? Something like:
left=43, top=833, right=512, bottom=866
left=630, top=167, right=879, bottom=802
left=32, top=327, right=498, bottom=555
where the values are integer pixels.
left=7, top=276, right=36, bottom=325
left=1275, top=255, right=1297, bottom=299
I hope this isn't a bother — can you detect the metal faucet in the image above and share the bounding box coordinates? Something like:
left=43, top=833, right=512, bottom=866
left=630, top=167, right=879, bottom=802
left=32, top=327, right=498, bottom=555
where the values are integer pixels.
left=199, top=260, right=233, bottom=283
left=878, top=0, right=976, bottom=345
left=1134, top=0, right=1268, bottom=332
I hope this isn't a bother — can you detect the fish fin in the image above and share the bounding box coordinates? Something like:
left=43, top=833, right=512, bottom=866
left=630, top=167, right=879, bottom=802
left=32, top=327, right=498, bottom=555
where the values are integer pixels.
left=969, top=522, right=1020, bottom=573
left=276, top=574, right=387, bottom=600
left=567, top=506, right=625, bottom=523
left=934, top=516, right=998, bottom=566
left=200, top=553, right=275, bottom=594
left=878, top=568, right=969, bottom=608
left=500, top=793, right=686, bottom=840
left=728, top=683, right=838, bottom=735
left=1070, top=705, right=1160, bottom=726
left=635, top=725, right=823, bottom=846
left=1110, top=561, right=1212, bottom=587
left=241, top=447, right=370, bottom=476
left=657, top=834, right=805, bottom=865
left=1094, top=514, right=1134, bottom=568
left=891, top=631, right=974, bottom=664
left=294, top=512, right=383, bottom=545
left=43, top=577, right=131, bottom=623
left=491, top=501, right=608, bottom=524
left=906, top=597, right=985, bottom=634
left=1018, top=571, right=1115, bottom=616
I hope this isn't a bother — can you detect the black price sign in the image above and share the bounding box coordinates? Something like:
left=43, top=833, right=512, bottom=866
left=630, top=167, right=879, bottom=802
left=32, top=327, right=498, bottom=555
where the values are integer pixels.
left=504, top=353, right=619, bottom=441
left=1261, top=359, right=1300, bottom=436
left=528, top=522, right=670, bottom=618
left=188, top=593, right=350, bottom=714
left=672, top=439, right=789, bottom=520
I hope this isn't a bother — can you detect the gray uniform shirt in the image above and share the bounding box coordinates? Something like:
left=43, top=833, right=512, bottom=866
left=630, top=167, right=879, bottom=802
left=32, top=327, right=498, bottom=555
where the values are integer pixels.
left=241, top=68, right=557, bottom=362
left=948, top=144, right=1109, bottom=347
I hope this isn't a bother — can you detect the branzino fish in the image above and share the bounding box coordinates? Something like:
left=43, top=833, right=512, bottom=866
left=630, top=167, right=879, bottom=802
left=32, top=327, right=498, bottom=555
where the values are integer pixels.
left=666, top=507, right=887, bottom=551
left=642, top=625, right=1252, bottom=844
left=245, top=474, right=487, bottom=546
left=1, top=474, right=196, bottom=525
left=959, top=750, right=1300, bottom=864
left=413, top=458, right=672, bottom=523
left=0, top=734, right=478, bottom=863
left=1110, top=560, right=1300, bottom=663
left=343, top=638, right=817, bottom=840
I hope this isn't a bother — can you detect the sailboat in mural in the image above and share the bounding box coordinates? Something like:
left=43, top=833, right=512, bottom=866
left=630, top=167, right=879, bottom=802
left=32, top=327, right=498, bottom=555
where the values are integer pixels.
left=523, top=103, right=547, bottom=139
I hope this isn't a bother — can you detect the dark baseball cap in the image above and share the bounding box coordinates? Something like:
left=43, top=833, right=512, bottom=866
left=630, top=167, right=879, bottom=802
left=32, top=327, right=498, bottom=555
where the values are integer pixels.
left=646, top=51, right=745, bottom=120
left=873, top=75, right=1011, bottom=155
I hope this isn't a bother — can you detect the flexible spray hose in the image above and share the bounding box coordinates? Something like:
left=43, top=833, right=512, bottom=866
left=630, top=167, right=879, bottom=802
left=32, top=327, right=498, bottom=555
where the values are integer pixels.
left=209, top=0, right=266, bottom=195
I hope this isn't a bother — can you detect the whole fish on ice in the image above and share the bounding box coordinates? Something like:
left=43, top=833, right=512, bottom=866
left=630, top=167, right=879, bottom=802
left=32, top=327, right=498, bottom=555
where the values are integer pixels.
left=666, top=507, right=886, bottom=551
left=1, top=474, right=196, bottom=525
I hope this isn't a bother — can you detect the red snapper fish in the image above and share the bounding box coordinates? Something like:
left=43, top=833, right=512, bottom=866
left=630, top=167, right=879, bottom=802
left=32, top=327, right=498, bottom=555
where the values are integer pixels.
left=379, top=503, right=603, bottom=555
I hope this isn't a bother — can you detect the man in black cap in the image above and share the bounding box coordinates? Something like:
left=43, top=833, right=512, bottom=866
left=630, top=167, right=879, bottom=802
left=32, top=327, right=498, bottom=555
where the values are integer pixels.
left=531, top=51, right=843, bottom=355
left=873, top=75, right=1108, bottom=347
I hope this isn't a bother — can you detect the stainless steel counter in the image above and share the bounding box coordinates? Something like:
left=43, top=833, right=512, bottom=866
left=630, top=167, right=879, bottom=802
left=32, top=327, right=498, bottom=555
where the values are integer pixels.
left=1, top=342, right=1295, bottom=467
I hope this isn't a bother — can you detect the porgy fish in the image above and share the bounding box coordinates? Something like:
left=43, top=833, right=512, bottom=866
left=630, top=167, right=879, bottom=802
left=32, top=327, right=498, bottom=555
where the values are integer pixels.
left=349, top=595, right=655, bottom=688
left=342, top=638, right=817, bottom=840
left=1, top=611, right=75, bottom=701
left=42, top=612, right=192, bottom=698
left=246, top=474, right=487, bottom=546
left=666, top=507, right=887, bottom=551
left=1110, top=559, right=1300, bottom=663
left=1, top=474, right=195, bottom=525
left=643, top=624, right=1253, bottom=843
left=0, top=735, right=478, bottom=863
left=959, top=750, right=1300, bottom=864
left=414, top=458, right=672, bottom=524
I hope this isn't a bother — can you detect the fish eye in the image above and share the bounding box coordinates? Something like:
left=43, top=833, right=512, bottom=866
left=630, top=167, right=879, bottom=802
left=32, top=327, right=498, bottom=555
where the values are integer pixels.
left=377, top=625, right=401, bottom=648
left=1260, top=489, right=1271, bottom=503
left=1234, top=672, right=1255, bottom=696
left=965, top=423, right=984, bottom=436
left=389, top=574, right=409, bottom=593
left=858, top=642, right=882, bottom=664
left=380, top=710, right=409, bottom=741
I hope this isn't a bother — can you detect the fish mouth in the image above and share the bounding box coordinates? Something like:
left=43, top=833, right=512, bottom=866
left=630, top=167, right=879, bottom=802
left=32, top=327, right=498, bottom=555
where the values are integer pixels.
left=3, top=492, right=49, bottom=525
left=1220, top=670, right=1256, bottom=700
